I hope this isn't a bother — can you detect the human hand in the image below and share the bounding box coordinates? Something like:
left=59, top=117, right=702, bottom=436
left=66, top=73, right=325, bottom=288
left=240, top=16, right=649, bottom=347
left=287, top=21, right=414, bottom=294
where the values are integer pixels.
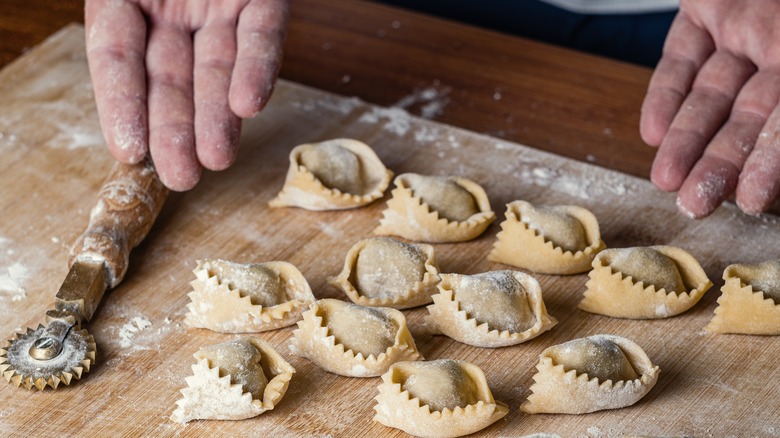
left=640, top=0, right=780, bottom=218
left=85, top=0, right=289, bottom=191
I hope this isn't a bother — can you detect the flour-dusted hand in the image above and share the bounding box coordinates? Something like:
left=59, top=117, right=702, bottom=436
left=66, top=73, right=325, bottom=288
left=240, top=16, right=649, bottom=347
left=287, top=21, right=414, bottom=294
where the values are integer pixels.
left=85, top=0, right=290, bottom=191
left=640, top=0, right=780, bottom=218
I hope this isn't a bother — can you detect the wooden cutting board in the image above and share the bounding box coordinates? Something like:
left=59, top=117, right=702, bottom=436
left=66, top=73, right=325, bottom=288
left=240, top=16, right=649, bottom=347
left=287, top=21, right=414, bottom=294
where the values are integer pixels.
left=1, top=24, right=779, bottom=437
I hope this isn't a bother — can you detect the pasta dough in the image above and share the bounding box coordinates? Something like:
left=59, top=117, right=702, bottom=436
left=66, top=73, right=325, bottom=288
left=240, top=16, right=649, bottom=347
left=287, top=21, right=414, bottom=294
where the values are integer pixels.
left=521, top=204, right=587, bottom=253
left=609, top=247, right=685, bottom=294
left=198, top=338, right=268, bottom=399
left=545, top=337, right=638, bottom=383
left=185, top=259, right=315, bottom=333
left=456, top=271, right=535, bottom=333
left=321, top=300, right=397, bottom=357
left=374, top=359, right=508, bottom=438
left=579, top=245, right=712, bottom=319
left=403, top=174, right=479, bottom=222
left=521, top=334, right=659, bottom=415
left=424, top=270, right=557, bottom=347
left=170, top=337, right=295, bottom=423
left=299, top=141, right=365, bottom=194
left=270, top=138, right=393, bottom=210
left=289, top=299, right=422, bottom=377
left=707, top=259, right=780, bottom=335
left=329, top=237, right=441, bottom=309
left=401, top=361, right=480, bottom=412
left=489, top=200, right=604, bottom=275
left=374, top=173, right=495, bottom=243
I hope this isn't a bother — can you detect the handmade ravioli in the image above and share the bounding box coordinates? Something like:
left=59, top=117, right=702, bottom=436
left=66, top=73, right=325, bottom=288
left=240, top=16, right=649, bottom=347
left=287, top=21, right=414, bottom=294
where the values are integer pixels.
left=170, top=337, right=294, bottom=423
left=374, top=359, right=508, bottom=438
left=579, top=245, right=711, bottom=319
left=185, top=259, right=315, bottom=333
left=707, top=259, right=780, bottom=335
left=289, top=299, right=422, bottom=377
left=374, top=173, right=495, bottom=242
left=270, top=138, right=393, bottom=210
left=489, top=200, right=604, bottom=275
left=521, top=335, right=659, bottom=415
left=329, top=237, right=441, bottom=309
left=425, top=270, right=557, bottom=347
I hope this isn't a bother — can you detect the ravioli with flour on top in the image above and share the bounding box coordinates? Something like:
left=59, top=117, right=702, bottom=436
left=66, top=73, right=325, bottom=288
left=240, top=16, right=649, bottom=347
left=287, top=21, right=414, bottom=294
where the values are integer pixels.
left=329, top=237, right=441, bottom=309
left=424, top=270, right=557, bottom=347
left=374, top=173, right=495, bottom=243
left=489, top=200, right=604, bottom=275
left=171, top=337, right=294, bottom=423
left=374, top=359, right=508, bottom=438
left=269, top=138, right=393, bottom=210
left=185, top=259, right=315, bottom=333
left=521, top=334, right=659, bottom=415
left=289, top=299, right=422, bottom=377
left=579, top=245, right=711, bottom=319
left=707, top=259, right=780, bottom=335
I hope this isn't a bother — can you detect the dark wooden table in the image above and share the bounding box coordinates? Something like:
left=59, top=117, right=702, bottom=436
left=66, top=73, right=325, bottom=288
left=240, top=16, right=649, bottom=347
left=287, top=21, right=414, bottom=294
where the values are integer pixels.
left=0, top=0, right=657, bottom=181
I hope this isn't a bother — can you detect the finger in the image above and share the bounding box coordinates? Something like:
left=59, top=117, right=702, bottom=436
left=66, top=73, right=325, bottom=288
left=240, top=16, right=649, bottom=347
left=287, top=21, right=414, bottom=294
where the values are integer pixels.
left=145, top=22, right=199, bottom=191
left=229, top=0, right=290, bottom=118
left=677, top=70, right=780, bottom=218
left=640, top=13, right=715, bottom=146
left=193, top=20, right=242, bottom=171
left=650, top=51, right=755, bottom=192
left=85, top=0, right=148, bottom=164
left=737, top=88, right=780, bottom=215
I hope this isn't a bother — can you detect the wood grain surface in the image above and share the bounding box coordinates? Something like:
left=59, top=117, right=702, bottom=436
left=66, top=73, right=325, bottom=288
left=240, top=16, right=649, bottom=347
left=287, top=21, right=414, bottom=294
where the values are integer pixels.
left=1, top=25, right=779, bottom=438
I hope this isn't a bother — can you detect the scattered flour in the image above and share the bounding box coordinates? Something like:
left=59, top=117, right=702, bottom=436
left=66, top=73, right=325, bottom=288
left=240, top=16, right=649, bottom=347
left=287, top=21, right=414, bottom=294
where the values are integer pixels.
left=291, top=96, right=362, bottom=115
left=0, top=262, right=28, bottom=301
left=414, top=125, right=442, bottom=143
left=393, top=85, right=451, bottom=119
left=358, top=107, right=411, bottom=136
left=49, top=121, right=103, bottom=150
left=586, top=426, right=602, bottom=437
left=513, top=162, right=635, bottom=201
left=118, top=316, right=153, bottom=348
left=695, top=169, right=728, bottom=201
left=0, top=236, right=27, bottom=301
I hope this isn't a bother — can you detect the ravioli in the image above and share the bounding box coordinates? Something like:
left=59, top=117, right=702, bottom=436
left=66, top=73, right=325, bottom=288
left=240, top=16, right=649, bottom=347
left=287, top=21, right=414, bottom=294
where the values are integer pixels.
left=489, top=200, right=604, bottom=275
left=707, top=259, right=780, bottom=335
left=329, top=237, right=441, bottom=309
left=289, top=299, right=422, bottom=377
left=374, top=173, right=495, bottom=242
left=170, top=337, right=295, bottom=423
left=521, top=335, right=659, bottom=415
left=185, top=259, right=315, bottom=333
left=270, top=138, right=393, bottom=210
left=374, top=359, right=508, bottom=438
left=579, top=245, right=711, bottom=319
left=424, top=270, right=557, bottom=347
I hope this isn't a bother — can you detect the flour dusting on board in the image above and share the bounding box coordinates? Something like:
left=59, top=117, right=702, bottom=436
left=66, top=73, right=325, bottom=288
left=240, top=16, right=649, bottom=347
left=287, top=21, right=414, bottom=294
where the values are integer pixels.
left=0, top=237, right=28, bottom=302
left=513, top=163, right=635, bottom=200
left=118, top=316, right=152, bottom=348
left=290, top=95, right=362, bottom=115
left=0, top=262, right=28, bottom=301
left=358, top=107, right=412, bottom=136
left=393, top=85, right=451, bottom=119
left=50, top=121, right=103, bottom=150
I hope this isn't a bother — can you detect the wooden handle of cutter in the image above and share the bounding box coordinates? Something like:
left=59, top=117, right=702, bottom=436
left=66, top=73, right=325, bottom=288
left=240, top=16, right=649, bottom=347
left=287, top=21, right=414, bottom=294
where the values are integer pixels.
left=68, top=159, right=169, bottom=288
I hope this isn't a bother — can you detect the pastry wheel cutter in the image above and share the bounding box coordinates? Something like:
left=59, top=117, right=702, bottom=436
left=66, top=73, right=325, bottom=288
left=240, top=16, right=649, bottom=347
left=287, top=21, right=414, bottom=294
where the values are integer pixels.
left=0, top=159, right=168, bottom=390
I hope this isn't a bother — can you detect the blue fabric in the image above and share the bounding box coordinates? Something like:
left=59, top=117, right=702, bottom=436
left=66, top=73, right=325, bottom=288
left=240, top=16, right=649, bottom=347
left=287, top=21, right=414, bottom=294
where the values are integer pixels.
left=373, top=0, right=676, bottom=67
